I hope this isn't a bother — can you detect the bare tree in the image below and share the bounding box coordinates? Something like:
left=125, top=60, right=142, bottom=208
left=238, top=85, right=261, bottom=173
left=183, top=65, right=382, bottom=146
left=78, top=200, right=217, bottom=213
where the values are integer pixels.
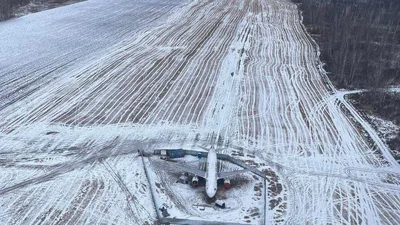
left=295, top=0, right=400, bottom=89
left=0, top=0, right=12, bottom=21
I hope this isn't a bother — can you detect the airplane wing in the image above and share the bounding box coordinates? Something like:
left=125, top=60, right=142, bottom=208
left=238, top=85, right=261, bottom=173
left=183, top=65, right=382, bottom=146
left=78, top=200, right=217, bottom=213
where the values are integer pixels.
left=218, top=169, right=249, bottom=179
left=174, top=163, right=206, bottom=178
left=196, top=145, right=210, bottom=151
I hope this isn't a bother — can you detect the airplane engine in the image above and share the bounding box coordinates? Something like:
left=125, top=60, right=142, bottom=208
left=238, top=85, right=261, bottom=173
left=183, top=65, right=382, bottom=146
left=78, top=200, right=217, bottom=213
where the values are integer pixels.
left=192, top=176, right=199, bottom=187
left=224, top=178, right=231, bottom=189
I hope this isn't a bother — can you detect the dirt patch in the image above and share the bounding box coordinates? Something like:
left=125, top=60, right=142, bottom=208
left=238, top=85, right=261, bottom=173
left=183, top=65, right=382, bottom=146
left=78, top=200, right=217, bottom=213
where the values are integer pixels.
left=253, top=182, right=262, bottom=197
left=155, top=182, right=165, bottom=194
left=244, top=159, right=259, bottom=167
left=245, top=207, right=260, bottom=219
left=263, top=168, right=285, bottom=211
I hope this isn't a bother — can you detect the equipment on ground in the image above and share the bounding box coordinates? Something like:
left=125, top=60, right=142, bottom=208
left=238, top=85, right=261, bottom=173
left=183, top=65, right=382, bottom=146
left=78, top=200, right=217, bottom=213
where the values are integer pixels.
left=167, top=149, right=185, bottom=158
left=192, top=176, right=199, bottom=187
left=224, top=178, right=231, bottom=189
left=215, top=200, right=226, bottom=209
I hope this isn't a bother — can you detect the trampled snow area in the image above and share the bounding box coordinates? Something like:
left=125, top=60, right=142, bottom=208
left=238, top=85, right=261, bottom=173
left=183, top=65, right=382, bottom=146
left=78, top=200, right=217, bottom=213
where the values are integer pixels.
left=1, top=0, right=400, bottom=224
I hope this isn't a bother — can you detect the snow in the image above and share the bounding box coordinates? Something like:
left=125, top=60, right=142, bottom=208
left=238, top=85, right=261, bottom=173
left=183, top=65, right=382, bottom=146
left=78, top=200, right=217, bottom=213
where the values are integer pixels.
left=368, top=116, right=399, bottom=142
left=0, top=0, right=188, bottom=111
left=147, top=154, right=266, bottom=224
left=1, top=0, right=400, bottom=224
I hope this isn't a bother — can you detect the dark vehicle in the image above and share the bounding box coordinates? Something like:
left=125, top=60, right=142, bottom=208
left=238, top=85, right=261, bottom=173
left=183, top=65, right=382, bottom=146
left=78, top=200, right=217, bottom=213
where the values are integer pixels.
left=167, top=149, right=185, bottom=158
left=215, top=200, right=226, bottom=209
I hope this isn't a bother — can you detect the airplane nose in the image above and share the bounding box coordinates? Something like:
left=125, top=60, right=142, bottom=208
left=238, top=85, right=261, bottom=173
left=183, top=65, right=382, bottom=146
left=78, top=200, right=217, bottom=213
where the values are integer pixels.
left=206, top=187, right=216, bottom=198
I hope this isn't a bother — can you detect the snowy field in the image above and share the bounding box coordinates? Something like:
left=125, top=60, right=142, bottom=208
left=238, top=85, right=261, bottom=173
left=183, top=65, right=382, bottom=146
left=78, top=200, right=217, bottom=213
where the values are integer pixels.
left=147, top=154, right=268, bottom=224
left=1, top=0, right=400, bottom=224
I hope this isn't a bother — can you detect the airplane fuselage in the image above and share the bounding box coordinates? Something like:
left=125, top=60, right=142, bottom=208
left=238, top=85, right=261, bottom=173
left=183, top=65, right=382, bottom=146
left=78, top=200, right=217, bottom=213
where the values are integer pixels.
left=175, top=146, right=247, bottom=198
left=205, top=148, right=218, bottom=198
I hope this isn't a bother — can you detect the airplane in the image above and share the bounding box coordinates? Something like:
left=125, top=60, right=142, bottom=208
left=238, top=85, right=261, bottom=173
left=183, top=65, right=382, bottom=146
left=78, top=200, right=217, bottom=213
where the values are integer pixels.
left=175, top=146, right=249, bottom=198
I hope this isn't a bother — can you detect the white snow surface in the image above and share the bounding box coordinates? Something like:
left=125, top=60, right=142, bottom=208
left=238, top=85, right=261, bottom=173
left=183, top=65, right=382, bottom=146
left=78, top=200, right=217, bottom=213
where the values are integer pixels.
left=1, top=0, right=400, bottom=224
left=147, top=155, right=265, bottom=224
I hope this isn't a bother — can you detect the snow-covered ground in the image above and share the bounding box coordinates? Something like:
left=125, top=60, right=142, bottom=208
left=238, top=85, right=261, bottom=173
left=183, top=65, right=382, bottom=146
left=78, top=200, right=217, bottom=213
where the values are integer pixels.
left=370, top=116, right=398, bottom=139
left=1, top=0, right=400, bottom=224
left=0, top=0, right=187, bottom=112
left=146, top=154, right=267, bottom=224
left=13, top=0, right=86, bottom=18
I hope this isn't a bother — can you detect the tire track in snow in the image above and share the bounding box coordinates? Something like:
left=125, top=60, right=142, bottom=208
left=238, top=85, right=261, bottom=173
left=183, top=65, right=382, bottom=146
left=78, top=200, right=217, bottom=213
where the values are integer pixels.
left=1, top=0, right=400, bottom=224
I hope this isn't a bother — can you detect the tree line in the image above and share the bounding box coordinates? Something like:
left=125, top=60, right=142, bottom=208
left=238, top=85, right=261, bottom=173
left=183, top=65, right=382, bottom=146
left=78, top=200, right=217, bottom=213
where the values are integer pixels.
left=294, top=0, right=400, bottom=89
left=0, top=0, right=30, bottom=21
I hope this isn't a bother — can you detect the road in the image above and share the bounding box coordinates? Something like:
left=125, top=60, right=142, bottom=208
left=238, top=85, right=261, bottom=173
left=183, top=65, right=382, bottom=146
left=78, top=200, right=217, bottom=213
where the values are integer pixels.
left=0, top=0, right=399, bottom=224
